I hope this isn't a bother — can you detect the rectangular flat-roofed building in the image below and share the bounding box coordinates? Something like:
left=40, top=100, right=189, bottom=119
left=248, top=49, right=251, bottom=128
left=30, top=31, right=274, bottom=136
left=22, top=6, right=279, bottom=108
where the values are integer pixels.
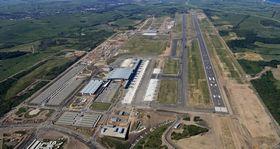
left=101, top=125, right=128, bottom=139
left=80, top=79, right=103, bottom=95
left=107, top=68, right=134, bottom=80
left=56, top=111, right=101, bottom=128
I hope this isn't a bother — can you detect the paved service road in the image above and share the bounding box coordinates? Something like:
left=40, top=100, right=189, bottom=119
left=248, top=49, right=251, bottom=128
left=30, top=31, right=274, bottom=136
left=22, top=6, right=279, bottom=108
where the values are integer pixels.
left=192, top=13, right=227, bottom=113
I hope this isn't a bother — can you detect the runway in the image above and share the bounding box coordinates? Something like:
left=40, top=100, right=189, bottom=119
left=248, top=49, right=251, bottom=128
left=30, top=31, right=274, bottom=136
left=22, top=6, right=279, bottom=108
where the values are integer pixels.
left=192, top=13, right=228, bottom=113
left=178, top=13, right=188, bottom=107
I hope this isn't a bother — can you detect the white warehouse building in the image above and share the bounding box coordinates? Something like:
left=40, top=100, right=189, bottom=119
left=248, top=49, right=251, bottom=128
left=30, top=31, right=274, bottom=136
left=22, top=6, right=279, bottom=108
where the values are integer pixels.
left=80, top=79, right=103, bottom=95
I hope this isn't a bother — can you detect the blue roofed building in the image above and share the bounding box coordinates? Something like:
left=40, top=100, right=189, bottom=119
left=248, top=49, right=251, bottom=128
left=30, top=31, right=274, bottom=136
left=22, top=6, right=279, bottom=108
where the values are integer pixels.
left=107, top=59, right=142, bottom=89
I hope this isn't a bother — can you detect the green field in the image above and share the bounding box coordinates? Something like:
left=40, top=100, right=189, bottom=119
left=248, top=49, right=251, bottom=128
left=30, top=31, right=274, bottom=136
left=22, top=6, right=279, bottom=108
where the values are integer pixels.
left=123, top=35, right=167, bottom=55
left=90, top=102, right=111, bottom=111
left=134, top=124, right=170, bottom=149
left=163, top=59, right=179, bottom=75
left=188, top=39, right=211, bottom=106
left=99, top=137, right=130, bottom=149
left=158, top=80, right=178, bottom=104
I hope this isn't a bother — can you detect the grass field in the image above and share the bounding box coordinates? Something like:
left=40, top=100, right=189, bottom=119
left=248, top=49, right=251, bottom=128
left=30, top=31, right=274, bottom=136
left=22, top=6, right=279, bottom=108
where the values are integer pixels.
left=134, top=124, right=170, bottom=149
left=100, top=136, right=130, bottom=149
left=0, top=52, right=55, bottom=81
left=90, top=102, right=111, bottom=111
left=163, top=59, right=179, bottom=75
left=188, top=39, right=211, bottom=107
left=173, top=13, right=183, bottom=37
left=158, top=80, right=178, bottom=104
left=123, top=35, right=167, bottom=55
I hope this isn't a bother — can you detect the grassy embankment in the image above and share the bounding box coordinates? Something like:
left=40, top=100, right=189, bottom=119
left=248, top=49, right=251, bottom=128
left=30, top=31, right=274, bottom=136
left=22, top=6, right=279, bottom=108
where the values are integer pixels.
left=134, top=123, right=170, bottom=149
left=171, top=124, right=208, bottom=140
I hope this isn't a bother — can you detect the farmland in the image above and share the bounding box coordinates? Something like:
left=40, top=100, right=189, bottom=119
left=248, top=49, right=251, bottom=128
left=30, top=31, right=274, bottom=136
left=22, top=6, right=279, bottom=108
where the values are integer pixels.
left=0, top=0, right=187, bottom=117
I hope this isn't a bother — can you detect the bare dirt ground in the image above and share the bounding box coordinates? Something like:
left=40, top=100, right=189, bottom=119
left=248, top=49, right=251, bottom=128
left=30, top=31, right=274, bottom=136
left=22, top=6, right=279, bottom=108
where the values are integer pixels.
left=156, top=37, right=172, bottom=70
left=175, top=114, right=250, bottom=149
left=175, top=114, right=219, bottom=149
left=38, top=130, right=65, bottom=139
left=226, top=82, right=280, bottom=147
left=235, top=52, right=263, bottom=61
left=176, top=132, right=216, bottom=149
left=139, top=110, right=176, bottom=128
left=64, top=138, right=89, bottom=149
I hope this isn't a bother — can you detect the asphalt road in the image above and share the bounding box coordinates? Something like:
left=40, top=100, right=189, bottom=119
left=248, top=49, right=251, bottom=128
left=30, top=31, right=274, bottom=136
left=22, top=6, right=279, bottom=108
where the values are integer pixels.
left=162, top=116, right=180, bottom=149
left=192, top=14, right=227, bottom=112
